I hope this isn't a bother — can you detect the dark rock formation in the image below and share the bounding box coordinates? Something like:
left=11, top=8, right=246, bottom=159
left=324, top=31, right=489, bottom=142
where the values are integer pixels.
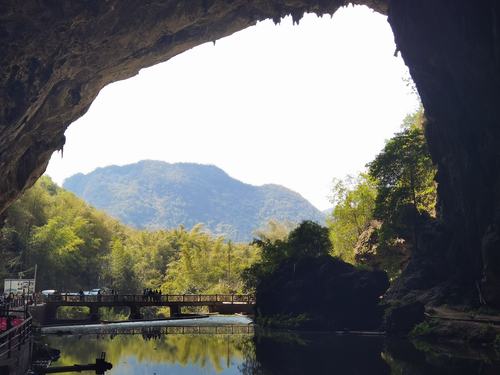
left=1, top=0, right=500, bottom=308
left=388, top=1, right=500, bottom=306
left=255, top=255, right=389, bottom=330
left=384, top=301, right=425, bottom=334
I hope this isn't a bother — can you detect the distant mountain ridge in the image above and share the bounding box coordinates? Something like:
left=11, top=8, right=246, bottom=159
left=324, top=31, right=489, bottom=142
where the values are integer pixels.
left=63, top=160, right=325, bottom=242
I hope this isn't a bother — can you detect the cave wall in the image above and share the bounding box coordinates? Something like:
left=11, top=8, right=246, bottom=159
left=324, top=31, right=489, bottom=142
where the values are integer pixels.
left=388, top=0, right=500, bottom=305
left=1, top=0, right=500, bottom=305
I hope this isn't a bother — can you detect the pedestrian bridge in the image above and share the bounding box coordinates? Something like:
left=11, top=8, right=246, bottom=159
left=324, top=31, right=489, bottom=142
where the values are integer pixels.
left=38, top=294, right=255, bottom=324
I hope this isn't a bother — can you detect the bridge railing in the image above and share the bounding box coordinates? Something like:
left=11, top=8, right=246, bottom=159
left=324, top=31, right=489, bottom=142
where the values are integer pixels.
left=0, top=316, right=32, bottom=361
left=45, top=294, right=255, bottom=304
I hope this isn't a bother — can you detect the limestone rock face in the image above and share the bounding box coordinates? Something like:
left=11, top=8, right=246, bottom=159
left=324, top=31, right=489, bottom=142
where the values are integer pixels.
left=1, top=0, right=500, bottom=306
left=354, top=220, right=383, bottom=264
left=354, top=220, right=411, bottom=278
left=389, top=1, right=500, bottom=306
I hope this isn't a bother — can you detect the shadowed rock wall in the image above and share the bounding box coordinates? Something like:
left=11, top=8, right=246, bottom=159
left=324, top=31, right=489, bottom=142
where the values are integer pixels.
left=1, top=0, right=500, bottom=305
left=388, top=0, right=500, bottom=306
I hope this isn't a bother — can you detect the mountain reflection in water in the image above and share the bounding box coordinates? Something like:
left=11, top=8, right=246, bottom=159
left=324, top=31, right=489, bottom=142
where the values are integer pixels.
left=40, top=326, right=500, bottom=374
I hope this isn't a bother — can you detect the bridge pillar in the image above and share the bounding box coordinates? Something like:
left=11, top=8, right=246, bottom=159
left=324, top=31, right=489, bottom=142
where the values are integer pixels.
left=129, top=306, right=142, bottom=320
left=89, top=306, right=99, bottom=322
left=170, top=305, right=181, bottom=316
left=42, top=304, right=57, bottom=324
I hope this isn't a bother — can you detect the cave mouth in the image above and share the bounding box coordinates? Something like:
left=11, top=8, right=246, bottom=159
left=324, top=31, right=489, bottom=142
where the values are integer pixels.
left=2, top=0, right=500, bottom=307
left=1, top=1, right=388, bottom=215
left=45, top=7, right=418, bottom=214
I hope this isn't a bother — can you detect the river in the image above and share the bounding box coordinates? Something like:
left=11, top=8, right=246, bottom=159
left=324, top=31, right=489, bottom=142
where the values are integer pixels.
left=37, top=316, right=500, bottom=374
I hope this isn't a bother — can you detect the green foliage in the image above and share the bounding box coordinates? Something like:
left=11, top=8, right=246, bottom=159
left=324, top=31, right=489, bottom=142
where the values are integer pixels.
left=0, top=176, right=259, bottom=295
left=410, top=320, right=438, bottom=337
left=63, top=161, right=325, bottom=242
left=109, top=239, right=138, bottom=292
left=327, top=174, right=376, bottom=263
left=325, top=108, right=436, bottom=279
left=98, top=307, right=130, bottom=321
left=57, top=306, right=90, bottom=320
left=286, top=220, right=331, bottom=259
left=0, top=176, right=119, bottom=291
left=161, top=225, right=260, bottom=294
left=255, top=313, right=313, bottom=329
left=243, top=221, right=331, bottom=290
left=253, top=219, right=296, bottom=243
left=368, top=110, right=436, bottom=241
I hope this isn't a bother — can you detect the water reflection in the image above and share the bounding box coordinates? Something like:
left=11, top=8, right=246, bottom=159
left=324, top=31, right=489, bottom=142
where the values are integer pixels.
left=41, top=333, right=249, bottom=374
left=39, top=328, right=500, bottom=374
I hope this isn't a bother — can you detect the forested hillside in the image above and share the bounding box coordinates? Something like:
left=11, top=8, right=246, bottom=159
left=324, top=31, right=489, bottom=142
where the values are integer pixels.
left=0, top=177, right=260, bottom=293
left=63, top=161, right=325, bottom=242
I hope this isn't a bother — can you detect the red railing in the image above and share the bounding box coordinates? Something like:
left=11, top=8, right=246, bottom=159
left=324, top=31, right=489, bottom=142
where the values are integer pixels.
left=0, top=316, right=32, bottom=360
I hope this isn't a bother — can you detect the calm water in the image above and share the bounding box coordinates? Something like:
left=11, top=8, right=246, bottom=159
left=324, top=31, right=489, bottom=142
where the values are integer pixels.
left=38, top=317, right=500, bottom=375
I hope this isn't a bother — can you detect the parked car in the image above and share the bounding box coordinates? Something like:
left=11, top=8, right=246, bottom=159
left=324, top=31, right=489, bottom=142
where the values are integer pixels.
left=41, top=289, right=57, bottom=296
left=84, top=288, right=110, bottom=296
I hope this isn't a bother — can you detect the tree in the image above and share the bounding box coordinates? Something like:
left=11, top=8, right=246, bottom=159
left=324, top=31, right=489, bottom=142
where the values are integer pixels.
left=242, top=221, right=331, bottom=290
left=162, top=225, right=259, bottom=294
left=110, top=238, right=137, bottom=292
left=368, top=109, right=436, bottom=246
left=286, top=220, right=331, bottom=259
left=327, top=174, right=377, bottom=263
left=0, top=175, right=260, bottom=297
left=253, top=220, right=296, bottom=243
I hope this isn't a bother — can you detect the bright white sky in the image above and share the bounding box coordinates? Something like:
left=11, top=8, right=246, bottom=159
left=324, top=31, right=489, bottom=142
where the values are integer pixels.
left=46, top=5, right=418, bottom=211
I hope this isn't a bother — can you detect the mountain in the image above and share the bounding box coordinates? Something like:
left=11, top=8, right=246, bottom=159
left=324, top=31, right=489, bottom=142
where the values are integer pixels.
left=63, top=160, right=325, bottom=242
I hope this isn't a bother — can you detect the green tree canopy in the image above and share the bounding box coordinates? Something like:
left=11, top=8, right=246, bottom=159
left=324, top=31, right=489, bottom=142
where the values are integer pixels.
left=0, top=176, right=260, bottom=295
left=243, top=221, right=331, bottom=290
left=368, top=110, right=436, bottom=242
left=327, top=174, right=377, bottom=263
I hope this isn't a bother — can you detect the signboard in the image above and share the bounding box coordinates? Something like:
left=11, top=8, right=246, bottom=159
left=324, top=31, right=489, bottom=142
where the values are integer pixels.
left=4, top=279, right=35, bottom=295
